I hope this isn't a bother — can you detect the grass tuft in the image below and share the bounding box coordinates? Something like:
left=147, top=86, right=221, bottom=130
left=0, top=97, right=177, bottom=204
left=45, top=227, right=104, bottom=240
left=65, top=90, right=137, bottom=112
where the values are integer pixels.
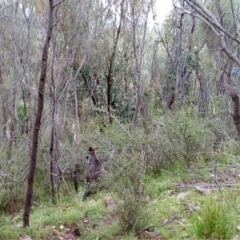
left=192, top=197, right=237, bottom=239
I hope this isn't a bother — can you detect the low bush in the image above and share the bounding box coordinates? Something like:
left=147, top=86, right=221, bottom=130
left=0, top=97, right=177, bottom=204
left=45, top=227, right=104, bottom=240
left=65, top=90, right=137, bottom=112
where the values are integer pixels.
left=104, top=153, right=150, bottom=233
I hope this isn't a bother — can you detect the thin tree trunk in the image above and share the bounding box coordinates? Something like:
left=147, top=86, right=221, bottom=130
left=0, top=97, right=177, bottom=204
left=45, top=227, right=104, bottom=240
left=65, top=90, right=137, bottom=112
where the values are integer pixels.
left=223, top=59, right=240, bottom=138
left=106, top=0, right=124, bottom=124
left=213, top=0, right=240, bottom=138
left=49, top=111, right=57, bottom=205
left=81, top=73, right=98, bottom=107
left=7, top=3, right=19, bottom=159
left=62, top=51, right=85, bottom=130
left=174, top=11, right=184, bottom=108
left=49, top=33, right=58, bottom=205
left=0, top=64, right=8, bottom=140
left=132, top=0, right=152, bottom=131
left=74, top=79, right=80, bottom=145
left=23, top=0, right=54, bottom=227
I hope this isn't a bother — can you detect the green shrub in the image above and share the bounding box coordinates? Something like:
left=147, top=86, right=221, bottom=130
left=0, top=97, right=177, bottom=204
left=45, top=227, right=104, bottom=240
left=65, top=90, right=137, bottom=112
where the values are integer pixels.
left=104, top=154, right=150, bottom=233
left=160, top=109, right=215, bottom=168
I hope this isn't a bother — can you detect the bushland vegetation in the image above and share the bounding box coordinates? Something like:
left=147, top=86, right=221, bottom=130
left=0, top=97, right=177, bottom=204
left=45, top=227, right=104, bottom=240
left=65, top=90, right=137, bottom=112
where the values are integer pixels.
left=1, top=0, right=240, bottom=239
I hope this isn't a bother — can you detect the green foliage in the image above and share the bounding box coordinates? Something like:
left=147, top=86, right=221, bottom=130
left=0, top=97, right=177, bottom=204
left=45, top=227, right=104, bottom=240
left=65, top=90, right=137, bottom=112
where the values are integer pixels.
left=78, top=49, right=136, bottom=123
left=160, top=108, right=215, bottom=168
left=0, top=147, right=29, bottom=214
left=192, top=197, right=237, bottom=239
left=17, top=102, right=28, bottom=122
left=219, top=138, right=240, bottom=156
left=111, top=85, right=136, bottom=123
left=181, top=50, right=197, bottom=73
left=0, top=187, right=25, bottom=214
left=163, top=61, right=176, bottom=83
left=80, top=106, right=218, bottom=174
left=104, top=154, right=150, bottom=233
left=1, top=102, right=240, bottom=239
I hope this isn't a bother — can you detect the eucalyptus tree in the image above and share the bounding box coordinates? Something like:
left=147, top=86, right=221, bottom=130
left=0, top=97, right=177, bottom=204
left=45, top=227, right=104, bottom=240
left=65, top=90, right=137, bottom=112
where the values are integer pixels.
left=77, top=0, right=159, bottom=126
left=130, top=0, right=154, bottom=130
left=0, top=3, right=10, bottom=141
left=154, top=2, right=203, bottom=111
left=79, top=0, right=131, bottom=124
left=0, top=0, right=53, bottom=219
left=0, top=0, right=48, bottom=149
left=43, top=0, right=116, bottom=203
left=176, top=0, right=240, bottom=137
left=0, top=2, right=24, bottom=158
left=23, top=0, right=54, bottom=228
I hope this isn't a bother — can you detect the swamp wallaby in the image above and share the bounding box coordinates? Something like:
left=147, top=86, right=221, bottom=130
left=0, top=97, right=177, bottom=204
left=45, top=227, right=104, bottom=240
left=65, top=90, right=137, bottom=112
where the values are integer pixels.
left=83, top=147, right=105, bottom=201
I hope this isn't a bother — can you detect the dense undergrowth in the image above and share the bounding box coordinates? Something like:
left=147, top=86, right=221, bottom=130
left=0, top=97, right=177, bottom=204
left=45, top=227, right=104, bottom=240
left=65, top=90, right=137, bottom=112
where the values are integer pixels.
left=1, top=109, right=240, bottom=239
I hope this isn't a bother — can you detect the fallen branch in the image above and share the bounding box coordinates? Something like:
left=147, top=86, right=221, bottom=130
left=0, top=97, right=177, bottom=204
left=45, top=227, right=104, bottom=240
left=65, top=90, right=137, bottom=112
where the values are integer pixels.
left=175, top=183, right=237, bottom=190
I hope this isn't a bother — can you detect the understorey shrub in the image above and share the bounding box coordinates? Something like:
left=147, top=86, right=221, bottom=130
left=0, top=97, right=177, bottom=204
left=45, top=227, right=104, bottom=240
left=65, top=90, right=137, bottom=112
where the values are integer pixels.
left=159, top=109, right=215, bottom=168
left=104, top=153, right=150, bottom=233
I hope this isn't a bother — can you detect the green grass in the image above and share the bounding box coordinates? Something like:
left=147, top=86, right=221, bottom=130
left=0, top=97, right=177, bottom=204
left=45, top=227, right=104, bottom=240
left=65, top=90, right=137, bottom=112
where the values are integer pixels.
left=191, top=196, right=238, bottom=239
left=1, top=163, right=240, bottom=239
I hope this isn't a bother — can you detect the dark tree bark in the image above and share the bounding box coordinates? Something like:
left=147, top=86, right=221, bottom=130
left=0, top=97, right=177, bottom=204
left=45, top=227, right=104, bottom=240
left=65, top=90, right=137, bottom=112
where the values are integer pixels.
left=223, top=59, right=240, bottom=138
left=49, top=7, right=62, bottom=205
left=49, top=122, right=57, bottom=205
left=106, top=0, right=124, bottom=124
left=49, top=39, right=58, bottom=205
left=214, top=0, right=240, bottom=138
left=23, top=0, right=54, bottom=227
left=81, top=73, right=98, bottom=107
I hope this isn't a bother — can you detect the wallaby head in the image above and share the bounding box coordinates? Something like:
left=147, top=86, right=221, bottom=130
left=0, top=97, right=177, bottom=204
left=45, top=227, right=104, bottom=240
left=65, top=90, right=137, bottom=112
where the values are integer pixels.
left=86, top=147, right=100, bottom=166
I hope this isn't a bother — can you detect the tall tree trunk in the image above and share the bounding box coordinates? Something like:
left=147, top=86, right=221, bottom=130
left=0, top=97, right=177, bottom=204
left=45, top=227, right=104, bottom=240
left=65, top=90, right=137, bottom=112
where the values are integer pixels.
left=174, top=11, right=184, bottom=108
left=49, top=109, right=57, bottom=205
left=106, top=0, right=124, bottom=124
left=74, top=78, right=81, bottom=145
left=7, top=3, right=19, bottom=159
left=223, top=59, right=240, bottom=138
left=49, top=32, right=58, bottom=205
left=0, top=64, right=8, bottom=140
left=213, top=0, right=240, bottom=138
left=23, top=0, right=54, bottom=227
left=132, top=0, right=153, bottom=131
left=21, top=1, right=34, bottom=139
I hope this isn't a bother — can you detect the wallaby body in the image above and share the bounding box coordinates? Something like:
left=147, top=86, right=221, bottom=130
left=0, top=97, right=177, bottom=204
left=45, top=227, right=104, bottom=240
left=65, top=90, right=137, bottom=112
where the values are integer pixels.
left=83, top=147, right=105, bottom=201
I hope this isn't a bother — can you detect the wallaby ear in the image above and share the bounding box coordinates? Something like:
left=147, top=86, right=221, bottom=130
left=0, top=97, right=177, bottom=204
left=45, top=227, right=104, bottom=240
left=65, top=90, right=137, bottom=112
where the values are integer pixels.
left=89, top=146, right=98, bottom=152
left=89, top=147, right=93, bottom=152
left=89, top=147, right=96, bottom=152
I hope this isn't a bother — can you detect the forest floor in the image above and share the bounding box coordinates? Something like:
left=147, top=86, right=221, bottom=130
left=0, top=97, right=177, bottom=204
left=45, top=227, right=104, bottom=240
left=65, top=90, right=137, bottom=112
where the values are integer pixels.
left=1, top=160, right=240, bottom=240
